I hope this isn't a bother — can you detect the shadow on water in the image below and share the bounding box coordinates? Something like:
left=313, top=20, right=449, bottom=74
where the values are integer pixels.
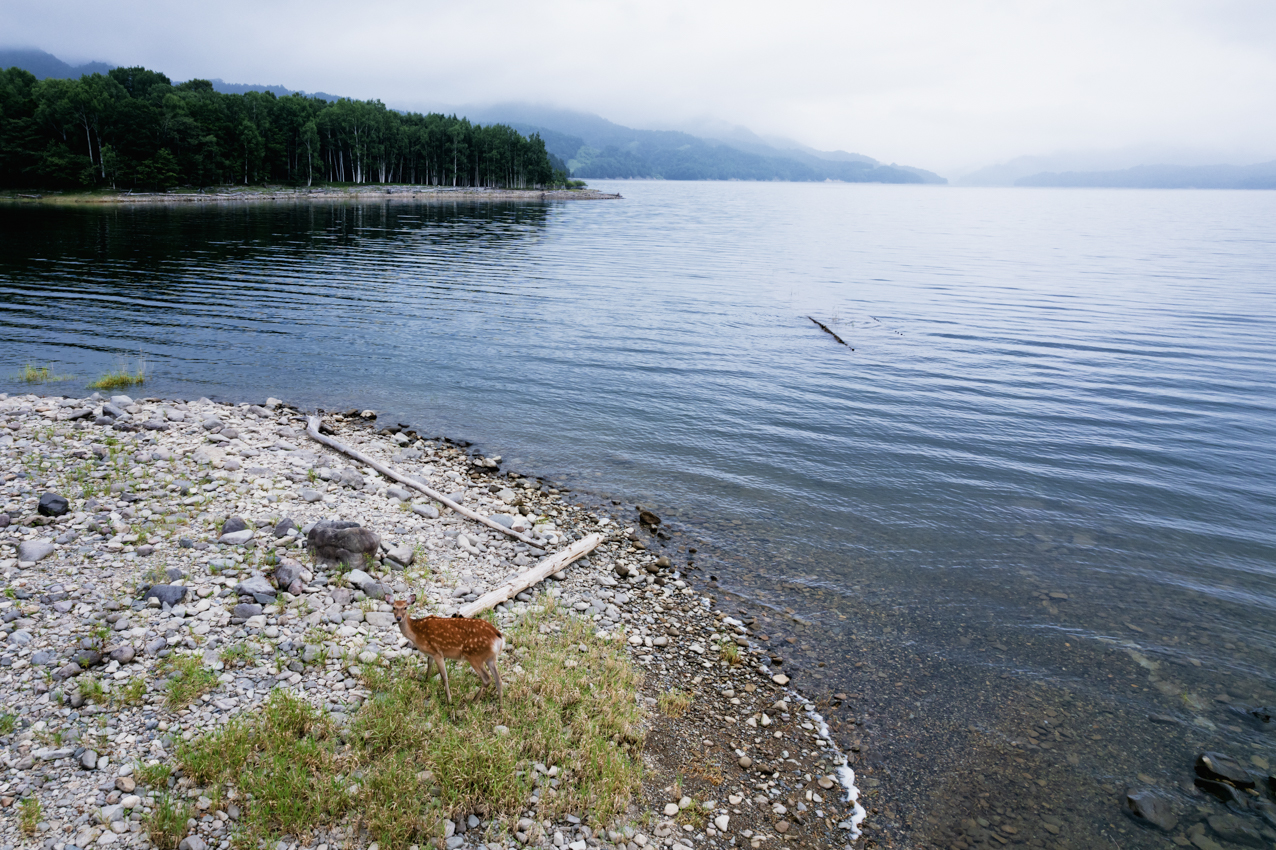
left=2, top=185, right=1276, bottom=848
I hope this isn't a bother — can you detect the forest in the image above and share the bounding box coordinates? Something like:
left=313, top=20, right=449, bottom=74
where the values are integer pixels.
left=0, top=65, right=565, bottom=191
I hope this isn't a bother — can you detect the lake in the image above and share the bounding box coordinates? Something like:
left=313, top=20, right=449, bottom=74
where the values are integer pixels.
left=2, top=181, right=1274, bottom=847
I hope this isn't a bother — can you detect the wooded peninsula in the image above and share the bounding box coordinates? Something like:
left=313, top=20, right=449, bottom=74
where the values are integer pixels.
left=0, top=66, right=567, bottom=191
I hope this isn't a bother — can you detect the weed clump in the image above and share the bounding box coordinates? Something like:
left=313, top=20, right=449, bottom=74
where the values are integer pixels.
left=89, top=366, right=145, bottom=390
left=162, top=654, right=218, bottom=709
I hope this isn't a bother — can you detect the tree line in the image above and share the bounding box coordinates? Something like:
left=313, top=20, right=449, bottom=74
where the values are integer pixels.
left=0, top=65, right=567, bottom=191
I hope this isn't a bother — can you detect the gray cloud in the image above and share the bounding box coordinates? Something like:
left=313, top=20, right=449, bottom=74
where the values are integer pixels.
left=5, top=0, right=1275, bottom=174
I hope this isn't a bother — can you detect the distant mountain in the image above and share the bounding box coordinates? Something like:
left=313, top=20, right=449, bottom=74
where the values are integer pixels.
left=1016, top=161, right=1276, bottom=190
left=456, top=103, right=945, bottom=184
left=206, top=79, right=342, bottom=102
left=0, top=47, right=113, bottom=79
left=4, top=49, right=945, bottom=184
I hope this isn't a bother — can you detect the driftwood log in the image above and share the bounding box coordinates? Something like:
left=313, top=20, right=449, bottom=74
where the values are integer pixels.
left=460, top=533, right=602, bottom=617
left=305, top=415, right=540, bottom=546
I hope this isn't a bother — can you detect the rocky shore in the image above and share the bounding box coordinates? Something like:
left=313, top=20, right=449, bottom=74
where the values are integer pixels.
left=0, top=392, right=861, bottom=850
left=0, top=186, right=621, bottom=205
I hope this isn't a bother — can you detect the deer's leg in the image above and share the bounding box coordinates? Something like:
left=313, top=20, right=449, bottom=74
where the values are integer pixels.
left=468, top=658, right=490, bottom=702
left=435, top=655, right=453, bottom=704
left=487, top=658, right=503, bottom=705
left=421, top=655, right=436, bottom=684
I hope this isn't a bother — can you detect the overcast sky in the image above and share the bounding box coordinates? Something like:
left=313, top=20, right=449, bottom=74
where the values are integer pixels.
left=6, top=0, right=1276, bottom=174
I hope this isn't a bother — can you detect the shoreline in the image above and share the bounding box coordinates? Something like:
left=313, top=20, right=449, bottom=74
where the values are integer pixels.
left=0, top=186, right=622, bottom=206
left=0, top=391, right=862, bottom=850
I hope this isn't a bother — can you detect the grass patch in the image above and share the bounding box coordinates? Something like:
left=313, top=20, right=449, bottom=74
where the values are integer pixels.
left=0, top=712, right=16, bottom=735
left=657, top=688, right=692, bottom=718
left=118, top=678, right=147, bottom=706
left=19, top=795, right=41, bottom=835
left=720, top=642, right=741, bottom=666
left=78, top=676, right=107, bottom=704
left=177, top=596, right=645, bottom=847
left=144, top=792, right=190, bottom=849
left=161, top=654, right=218, bottom=709
left=219, top=642, right=256, bottom=668
left=88, top=364, right=146, bottom=390
left=16, top=363, right=70, bottom=384
left=134, top=761, right=172, bottom=788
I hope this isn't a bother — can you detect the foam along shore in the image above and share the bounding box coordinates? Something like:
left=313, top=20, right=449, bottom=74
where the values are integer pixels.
left=0, top=185, right=622, bottom=205
left=0, top=391, right=860, bottom=850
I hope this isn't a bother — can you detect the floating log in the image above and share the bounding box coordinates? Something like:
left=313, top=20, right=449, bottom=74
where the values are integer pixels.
left=807, top=316, right=854, bottom=349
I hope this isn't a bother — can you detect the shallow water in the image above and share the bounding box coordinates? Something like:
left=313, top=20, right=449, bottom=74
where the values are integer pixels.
left=2, top=183, right=1275, bottom=845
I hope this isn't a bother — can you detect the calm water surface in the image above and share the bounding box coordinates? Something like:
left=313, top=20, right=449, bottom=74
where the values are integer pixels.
left=2, top=183, right=1275, bottom=846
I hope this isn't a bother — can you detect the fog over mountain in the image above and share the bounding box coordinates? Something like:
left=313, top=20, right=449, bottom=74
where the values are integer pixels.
left=2, top=0, right=1273, bottom=177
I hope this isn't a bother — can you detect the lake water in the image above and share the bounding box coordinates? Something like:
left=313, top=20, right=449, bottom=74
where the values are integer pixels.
left=3, top=182, right=1275, bottom=847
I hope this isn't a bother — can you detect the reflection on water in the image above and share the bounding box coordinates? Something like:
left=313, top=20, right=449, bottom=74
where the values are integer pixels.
left=2, top=184, right=1275, bottom=846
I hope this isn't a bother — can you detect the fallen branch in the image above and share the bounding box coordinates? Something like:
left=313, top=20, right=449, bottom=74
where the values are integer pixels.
left=807, top=316, right=854, bottom=349
left=459, top=533, right=603, bottom=617
left=306, top=415, right=540, bottom=547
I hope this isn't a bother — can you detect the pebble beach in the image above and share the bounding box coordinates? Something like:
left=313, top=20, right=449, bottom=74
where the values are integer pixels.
left=0, top=391, right=863, bottom=850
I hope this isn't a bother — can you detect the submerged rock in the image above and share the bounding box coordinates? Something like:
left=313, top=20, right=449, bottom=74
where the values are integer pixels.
left=1124, top=789, right=1177, bottom=831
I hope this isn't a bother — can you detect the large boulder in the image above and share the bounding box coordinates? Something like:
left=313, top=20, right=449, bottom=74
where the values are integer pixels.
left=141, top=585, right=187, bottom=606
left=236, top=575, right=276, bottom=604
left=18, top=539, right=56, bottom=563
left=38, top=493, right=70, bottom=517
left=222, top=516, right=248, bottom=535
left=308, top=520, right=380, bottom=568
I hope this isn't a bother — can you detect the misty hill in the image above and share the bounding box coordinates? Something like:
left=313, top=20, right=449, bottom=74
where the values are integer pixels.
left=0, top=47, right=113, bottom=79
left=4, top=49, right=944, bottom=184
left=1016, top=161, right=1276, bottom=190
left=459, top=104, right=944, bottom=184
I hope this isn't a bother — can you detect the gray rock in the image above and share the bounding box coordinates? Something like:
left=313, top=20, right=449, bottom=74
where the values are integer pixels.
left=31, top=650, right=59, bottom=665
left=67, top=407, right=94, bottom=420
left=365, top=611, right=395, bottom=628
left=300, top=489, right=323, bottom=502
left=201, top=417, right=223, bottom=430
left=145, top=637, right=168, bottom=655
left=274, top=561, right=302, bottom=588
left=385, top=544, right=414, bottom=566
left=109, top=394, right=134, bottom=406
left=1196, top=752, right=1253, bottom=787
left=101, top=403, right=125, bottom=419
left=235, top=576, right=276, bottom=604
left=38, top=492, right=70, bottom=517
left=80, top=749, right=99, bottom=770
left=1208, top=813, right=1264, bottom=847
left=222, top=516, right=248, bottom=535
left=232, top=603, right=263, bottom=619
left=166, top=567, right=186, bottom=581
left=302, top=645, right=321, bottom=663
left=219, top=529, right=255, bottom=546
left=346, top=569, right=375, bottom=589
left=142, top=420, right=168, bottom=431
left=337, top=468, right=365, bottom=489
left=412, top=504, right=439, bottom=520
left=109, top=645, right=136, bottom=664
left=1125, top=789, right=1177, bottom=832
left=308, top=521, right=380, bottom=568
left=0, top=512, right=8, bottom=528
left=180, top=835, right=209, bottom=850
left=386, top=485, right=412, bottom=501
left=142, top=585, right=187, bottom=606
left=363, top=582, right=389, bottom=600
left=273, top=518, right=298, bottom=538
left=17, top=538, right=56, bottom=563
left=490, top=514, right=515, bottom=529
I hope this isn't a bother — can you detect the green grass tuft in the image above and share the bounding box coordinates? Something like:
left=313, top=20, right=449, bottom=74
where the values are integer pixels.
left=133, top=761, right=172, bottom=788
left=161, top=654, right=218, bottom=709
left=144, top=792, right=190, bottom=849
left=0, top=712, right=16, bottom=735
left=88, top=366, right=146, bottom=390
left=19, top=795, right=41, bottom=836
left=657, top=688, right=691, bottom=717
left=16, top=363, right=70, bottom=384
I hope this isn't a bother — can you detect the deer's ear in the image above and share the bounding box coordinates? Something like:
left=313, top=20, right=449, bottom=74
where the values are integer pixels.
left=407, top=593, right=417, bottom=605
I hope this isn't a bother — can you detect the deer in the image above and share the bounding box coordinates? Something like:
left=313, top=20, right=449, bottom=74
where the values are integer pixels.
left=388, top=594, right=505, bottom=705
